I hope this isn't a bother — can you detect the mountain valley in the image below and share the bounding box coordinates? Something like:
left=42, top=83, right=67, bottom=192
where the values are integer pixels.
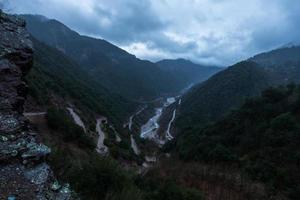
left=0, top=3, right=300, bottom=200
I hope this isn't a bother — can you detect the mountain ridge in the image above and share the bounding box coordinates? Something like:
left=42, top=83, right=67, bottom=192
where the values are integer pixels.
left=26, top=37, right=136, bottom=127
left=21, top=14, right=191, bottom=100
left=177, top=45, right=300, bottom=129
left=157, top=58, right=223, bottom=89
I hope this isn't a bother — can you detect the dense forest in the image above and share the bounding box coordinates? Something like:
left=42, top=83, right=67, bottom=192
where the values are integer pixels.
left=177, top=46, right=300, bottom=129
left=24, top=18, right=300, bottom=200
left=2, top=1, right=300, bottom=200
left=22, top=14, right=203, bottom=101
left=42, top=108, right=204, bottom=200
left=174, top=84, right=300, bottom=199
left=26, top=37, right=137, bottom=127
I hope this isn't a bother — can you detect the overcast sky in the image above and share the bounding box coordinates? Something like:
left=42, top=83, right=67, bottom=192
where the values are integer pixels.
left=2, top=0, right=300, bottom=66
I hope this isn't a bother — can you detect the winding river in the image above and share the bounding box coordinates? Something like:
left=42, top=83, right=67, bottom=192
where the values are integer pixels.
left=140, top=97, right=177, bottom=145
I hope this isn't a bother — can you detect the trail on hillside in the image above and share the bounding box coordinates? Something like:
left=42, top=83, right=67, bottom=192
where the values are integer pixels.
left=67, top=107, right=86, bottom=133
left=96, top=118, right=109, bottom=155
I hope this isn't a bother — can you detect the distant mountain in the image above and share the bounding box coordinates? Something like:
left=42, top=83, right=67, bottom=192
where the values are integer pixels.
left=27, top=37, right=136, bottom=127
left=249, top=46, right=300, bottom=67
left=21, top=15, right=187, bottom=100
left=156, top=58, right=222, bottom=87
left=177, top=46, right=300, bottom=128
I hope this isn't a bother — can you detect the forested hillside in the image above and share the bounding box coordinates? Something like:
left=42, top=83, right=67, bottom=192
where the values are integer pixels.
left=157, top=58, right=222, bottom=88
left=22, top=15, right=192, bottom=100
left=27, top=37, right=136, bottom=126
left=249, top=46, right=300, bottom=67
left=177, top=61, right=271, bottom=127
left=2, top=1, right=300, bottom=200
left=177, top=46, right=300, bottom=129
left=175, top=85, right=300, bottom=199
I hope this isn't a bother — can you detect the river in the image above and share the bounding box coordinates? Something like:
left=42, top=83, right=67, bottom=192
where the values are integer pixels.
left=140, top=97, right=177, bottom=145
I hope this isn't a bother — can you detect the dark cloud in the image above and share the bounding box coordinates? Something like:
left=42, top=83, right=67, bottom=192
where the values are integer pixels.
left=83, top=0, right=168, bottom=43
left=3, top=0, right=300, bottom=66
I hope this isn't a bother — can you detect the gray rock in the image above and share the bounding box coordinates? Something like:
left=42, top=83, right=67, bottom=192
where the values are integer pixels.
left=7, top=195, right=16, bottom=200
left=21, top=142, right=51, bottom=159
left=25, top=163, right=50, bottom=185
left=51, top=181, right=61, bottom=191
left=0, top=10, right=72, bottom=200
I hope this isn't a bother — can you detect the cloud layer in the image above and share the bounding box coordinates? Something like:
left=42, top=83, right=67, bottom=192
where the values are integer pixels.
left=3, top=0, right=300, bottom=66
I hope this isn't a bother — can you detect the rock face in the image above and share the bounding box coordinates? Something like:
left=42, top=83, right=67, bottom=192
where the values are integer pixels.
left=0, top=10, right=72, bottom=200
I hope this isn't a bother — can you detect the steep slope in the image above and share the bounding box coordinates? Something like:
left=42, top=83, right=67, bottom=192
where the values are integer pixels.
left=177, top=61, right=271, bottom=127
left=157, top=58, right=222, bottom=87
left=175, top=85, right=300, bottom=199
left=0, top=10, right=72, bottom=199
left=249, top=46, right=300, bottom=67
left=17, top=18, right=206, bottom=200
left=21, top=15, right=183, bottom=100
left=177, top=46, right=300, bottom=128
left=26, top=37, right=136, bottom=127
left=250, top=46, right=300, bottom=85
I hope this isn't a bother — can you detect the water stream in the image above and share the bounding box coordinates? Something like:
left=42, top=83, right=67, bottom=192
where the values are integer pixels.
left=140, top=97, right=177, bottom=145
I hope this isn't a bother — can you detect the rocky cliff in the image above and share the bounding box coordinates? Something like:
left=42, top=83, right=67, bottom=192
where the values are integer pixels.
left=0, top=10, right=72, bottom=200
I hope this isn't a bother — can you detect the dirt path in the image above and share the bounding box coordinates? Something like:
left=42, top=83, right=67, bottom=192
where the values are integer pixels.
left=67, top=107, right=86, bottom=133
left=96, top=118, right=108, bottom=155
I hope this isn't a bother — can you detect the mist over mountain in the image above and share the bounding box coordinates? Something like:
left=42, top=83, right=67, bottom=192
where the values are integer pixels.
left=157, top=58, right=223, bottom=88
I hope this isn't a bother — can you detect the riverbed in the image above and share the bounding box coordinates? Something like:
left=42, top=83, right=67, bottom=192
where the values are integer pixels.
left=140, top=97, right=177, bottom=145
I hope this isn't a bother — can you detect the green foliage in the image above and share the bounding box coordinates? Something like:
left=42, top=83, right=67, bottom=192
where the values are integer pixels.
left=68, top=156, right=136, bottom=200
left=44, top=109, right=142, bottom=200
left=176, top=85, right=300, bottom=199
left=270, top=113, right=297, bottom=131
left=49, top=143, right=143, bottom=200
left=26, top=38, right=137, bottom=127
left=22, top=14, right=189, bottom=100
left=101, top=123, right=140, bottom=162
left=47, top=108, right=95, bottom=149
left=136, top=170, right=204, bottom=200
left=178, top=45, right=300, bottom=130
left=177, top=61, right=271, bottom=129
left=45, top=107, right=204, bottom=200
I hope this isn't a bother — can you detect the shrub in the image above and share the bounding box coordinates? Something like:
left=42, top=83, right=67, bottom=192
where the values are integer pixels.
left=47, top=108, right=95, bottom=149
